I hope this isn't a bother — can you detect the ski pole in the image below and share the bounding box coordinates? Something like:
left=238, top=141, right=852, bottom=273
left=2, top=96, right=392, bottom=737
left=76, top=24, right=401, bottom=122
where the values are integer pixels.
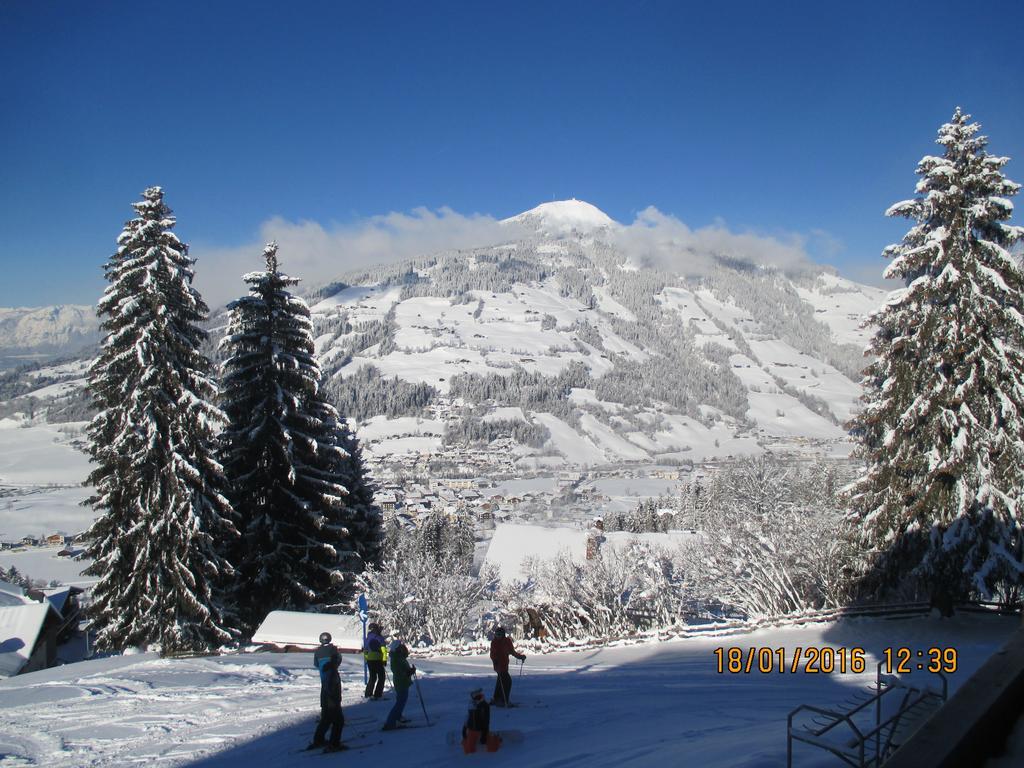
left=413, top=674, right=430, bottom=726
left=518, top=659, right=524, bottom=678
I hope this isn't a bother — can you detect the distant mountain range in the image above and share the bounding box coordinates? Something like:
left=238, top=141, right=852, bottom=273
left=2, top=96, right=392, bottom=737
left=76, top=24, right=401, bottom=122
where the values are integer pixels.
left=4, top=201, right=890, bottom=466
left=0, top=305, right=100, bottom=367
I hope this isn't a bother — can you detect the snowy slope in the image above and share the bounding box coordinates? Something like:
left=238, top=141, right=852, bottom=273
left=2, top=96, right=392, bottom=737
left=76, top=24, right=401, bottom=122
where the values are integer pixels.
left=0, top=614, right=1016, bottom=767
left=306, top=203, right=886, bottom=466
left=794, top=274, right=888, bottom=348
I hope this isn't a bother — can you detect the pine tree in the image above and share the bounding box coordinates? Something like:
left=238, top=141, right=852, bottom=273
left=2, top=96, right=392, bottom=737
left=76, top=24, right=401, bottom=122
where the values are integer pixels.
left=220, top=243, right=356, bottom=627
left=83, top=186, right=238, bottom=653
left=331, top=417, right=384, bottom=578
left=848, top=109, right=1024, bottom=610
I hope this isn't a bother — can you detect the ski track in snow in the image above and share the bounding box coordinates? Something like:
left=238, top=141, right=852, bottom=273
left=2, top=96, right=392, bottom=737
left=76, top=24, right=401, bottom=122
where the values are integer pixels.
left=0, top=615, right=1018, bottom=768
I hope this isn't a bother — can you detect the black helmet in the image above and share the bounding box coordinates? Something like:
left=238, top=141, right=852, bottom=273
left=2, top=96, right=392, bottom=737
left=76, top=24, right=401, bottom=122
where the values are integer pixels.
left=369, top=622, right=381, bottom=634
left=319, top=632, right=332, bottom=645
left=494, top=626, right=506, bottom=638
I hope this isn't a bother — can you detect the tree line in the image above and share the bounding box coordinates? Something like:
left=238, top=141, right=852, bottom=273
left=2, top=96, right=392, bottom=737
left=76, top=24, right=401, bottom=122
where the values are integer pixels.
left=82, top=189, right=382, bottom=654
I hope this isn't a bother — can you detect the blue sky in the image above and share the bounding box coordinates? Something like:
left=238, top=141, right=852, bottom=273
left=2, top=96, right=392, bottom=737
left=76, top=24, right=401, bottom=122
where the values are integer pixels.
left=1, top=0, right=1022, bottom=306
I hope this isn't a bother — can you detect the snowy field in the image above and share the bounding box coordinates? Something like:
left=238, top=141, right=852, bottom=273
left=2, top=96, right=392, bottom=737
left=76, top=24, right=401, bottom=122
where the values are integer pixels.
left=0, top=486, right=92, bottom=543
left=0, top=419, right=94, bottom=543
left=0, top=421, right=90, bottom=487
left=0, top=614, right=1016, bottom=767
left=0, top=546, right=96, bottom=587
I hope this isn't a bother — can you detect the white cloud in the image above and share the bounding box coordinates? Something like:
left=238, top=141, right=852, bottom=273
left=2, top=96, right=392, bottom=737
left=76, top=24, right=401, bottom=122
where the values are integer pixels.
left=612, top=206, right=818, bottom=276
left=190, top=207, right=528, bottom=308
left=189, top=202, right=865, bottom=309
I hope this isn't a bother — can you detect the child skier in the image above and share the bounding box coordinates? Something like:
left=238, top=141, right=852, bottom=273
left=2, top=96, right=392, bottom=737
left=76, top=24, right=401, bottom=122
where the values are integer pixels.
left=489, top=627, right=526, bottom=707
left=382, top=642, right=415, bottom=730
left=307, top=631, right=345, bottom=752
left=362, top=622, right=388, bottom=699
left=462, top=688, right=490, bottom=750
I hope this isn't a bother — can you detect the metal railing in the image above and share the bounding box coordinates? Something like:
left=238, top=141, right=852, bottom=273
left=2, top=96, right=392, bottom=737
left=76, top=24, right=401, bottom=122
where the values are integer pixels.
left=787, top=663, right=948, bottom=768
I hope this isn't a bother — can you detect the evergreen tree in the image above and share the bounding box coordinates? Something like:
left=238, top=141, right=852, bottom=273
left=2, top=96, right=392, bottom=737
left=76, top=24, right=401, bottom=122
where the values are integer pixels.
left=83, top=186, right=238, bottom=653
left=220, top=243, right=355, bottom=626
left=331, top=417, right=384, bottom=578
left=848, top=109, right=1024, bottom=610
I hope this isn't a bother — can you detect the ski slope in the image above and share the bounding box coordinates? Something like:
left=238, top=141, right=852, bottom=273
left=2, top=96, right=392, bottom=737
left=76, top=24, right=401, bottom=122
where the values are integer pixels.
left=0, top=614, right=1016, bottom=767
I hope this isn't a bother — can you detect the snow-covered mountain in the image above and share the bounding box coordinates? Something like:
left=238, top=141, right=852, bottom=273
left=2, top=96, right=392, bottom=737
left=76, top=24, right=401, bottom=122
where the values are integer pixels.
left=0, top=305, right=101, bottom=365
left=3, top=200, right=889, bottom=467
left=306, top=200, right=887, bottom=467
left=504, top=198, right=617, bottom=234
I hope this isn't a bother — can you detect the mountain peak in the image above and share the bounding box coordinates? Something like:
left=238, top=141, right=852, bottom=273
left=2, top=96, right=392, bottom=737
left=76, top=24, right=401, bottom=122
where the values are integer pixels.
left=506, top=199, right=616, bottom=233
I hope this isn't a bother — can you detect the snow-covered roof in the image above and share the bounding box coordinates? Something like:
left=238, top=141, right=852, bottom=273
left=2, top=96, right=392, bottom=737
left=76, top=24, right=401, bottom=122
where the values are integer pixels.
left=0, top=602, right=50, bottom=677
left=251, top=611, right=365, bottom=651
left=0, top=580, right=31, bottom=607
left=483, top=523, right=587, bottom=581
left=483, top=523, right=696, bottom=582
left=43, top=586, right=77, bottom=615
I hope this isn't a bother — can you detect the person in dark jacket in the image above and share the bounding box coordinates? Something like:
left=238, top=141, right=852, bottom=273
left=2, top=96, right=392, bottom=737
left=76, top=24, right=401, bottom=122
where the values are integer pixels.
left=462, top=688, right=490, bottom=749
left=489, top=626, right=525, bottom=707
left=363, top=622, right=388, bottom=699
left=382, top=642, right=415, bottom=730
left=308, top=632, right=344, bottom=752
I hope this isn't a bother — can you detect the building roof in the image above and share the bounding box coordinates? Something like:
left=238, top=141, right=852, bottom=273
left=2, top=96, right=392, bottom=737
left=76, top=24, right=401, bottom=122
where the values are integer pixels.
left=43, top=586, right=82, bottom=615
left=0, top=603, right=51, bottom=677
left=0, top=580, right=31, bottom=607
left=483, top=523, right=697, bottom=582
left=251, top=611, right=365, bottom=651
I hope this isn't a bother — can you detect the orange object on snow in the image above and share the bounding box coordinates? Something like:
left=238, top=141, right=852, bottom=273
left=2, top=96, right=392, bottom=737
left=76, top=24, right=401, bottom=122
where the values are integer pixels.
left=485, top=733, right=503, bottom=752
left=462, top=729, right=480, bottom=754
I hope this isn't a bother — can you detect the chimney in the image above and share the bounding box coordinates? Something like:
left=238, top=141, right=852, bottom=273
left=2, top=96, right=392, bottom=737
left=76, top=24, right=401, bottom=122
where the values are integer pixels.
left=586, top=517, right=605, bottom=560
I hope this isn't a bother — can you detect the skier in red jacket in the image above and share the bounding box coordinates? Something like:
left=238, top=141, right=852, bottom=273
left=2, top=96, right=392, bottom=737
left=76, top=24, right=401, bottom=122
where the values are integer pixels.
left=489, top=626, right=525, bottom=706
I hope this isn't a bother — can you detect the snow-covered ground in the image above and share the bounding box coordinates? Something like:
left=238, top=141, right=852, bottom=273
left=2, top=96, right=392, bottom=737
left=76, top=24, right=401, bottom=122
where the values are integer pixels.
left=0, top=419, right=93, bottom=543
left=0, top=614, right=1016, bottom=767
left=0, top=486, right=92, bottom=542
left=0, top=545, right=96, bottom=587
left=0, top=421, right=90, bottom=487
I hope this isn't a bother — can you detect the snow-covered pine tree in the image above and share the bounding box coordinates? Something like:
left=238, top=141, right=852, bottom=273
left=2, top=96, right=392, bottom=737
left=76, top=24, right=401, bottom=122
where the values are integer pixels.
left=219, top=243, right=355, bottom=627
left=83, top=186, right=238, bottom=653
left=848, top=109, right=1024, bottom=611
left=330, top=417, right=384, bottom=577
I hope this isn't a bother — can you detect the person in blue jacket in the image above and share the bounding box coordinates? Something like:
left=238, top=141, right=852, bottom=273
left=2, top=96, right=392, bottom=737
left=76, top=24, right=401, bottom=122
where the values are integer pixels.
left=307, top=632, right=344, bottom=752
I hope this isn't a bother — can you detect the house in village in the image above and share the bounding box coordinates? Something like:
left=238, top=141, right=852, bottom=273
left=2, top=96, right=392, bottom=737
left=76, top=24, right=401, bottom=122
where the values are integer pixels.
left=0, top=579, right=82, bottom=677
left=251, top=611, right=364, bottom=653
left=482, top=522, right=695, bottom=582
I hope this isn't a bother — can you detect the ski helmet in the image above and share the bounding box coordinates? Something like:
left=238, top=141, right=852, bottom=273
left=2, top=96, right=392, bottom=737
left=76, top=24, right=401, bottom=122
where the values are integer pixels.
left=319, top=632, right=332, bottom=645
left=494, top=626, right=506, bottom=638
left=470, top=688, right=485, bottom=702
left=369, top=622, right=381, bottom=634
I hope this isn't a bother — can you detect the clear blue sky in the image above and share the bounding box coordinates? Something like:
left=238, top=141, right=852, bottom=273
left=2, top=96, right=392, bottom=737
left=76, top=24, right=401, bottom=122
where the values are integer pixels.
left=1, top=0, right=1022, bottom=306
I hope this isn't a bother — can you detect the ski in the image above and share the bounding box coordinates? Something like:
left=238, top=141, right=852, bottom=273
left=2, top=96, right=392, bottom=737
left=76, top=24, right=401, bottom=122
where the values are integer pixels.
left=381, top=722, right=436, bottom=731
left=340, top=738, right=384, bottom=751
left=296, top=738, right=383, bottom=755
